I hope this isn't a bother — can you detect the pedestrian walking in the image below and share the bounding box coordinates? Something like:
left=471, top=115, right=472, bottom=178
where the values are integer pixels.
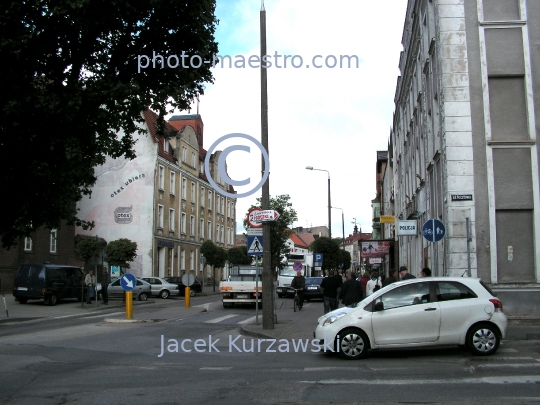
left=101, top=266, right=110, bottom=304
left=366, top=270, right=383, bottom=296
left=420, top=267, right=432, bottom=277
left=399, top=266, right=416, bottom=280
left=85, top=269, right=96, bottom=304
left=320, top=270, right=342, bottom=314
left=360, top=270, right=370, bottom=298
left=340, top=272, right=363, bottom=306
left=383, top=268, right=398, bottom=287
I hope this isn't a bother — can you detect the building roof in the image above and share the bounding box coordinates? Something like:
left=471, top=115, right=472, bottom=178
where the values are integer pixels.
left=142, top=109, right=177, bottom=164
left=289, top=233, right=309, bottom=249
left=297, top=233, right=315, bottom=247
left=345, top=233, right=372, bottom=245
left=169, top=114, right=201, bottom=121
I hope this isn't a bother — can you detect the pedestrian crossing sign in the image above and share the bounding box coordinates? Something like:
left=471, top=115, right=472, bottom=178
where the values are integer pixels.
left=247, top=235, right=263, bottom=256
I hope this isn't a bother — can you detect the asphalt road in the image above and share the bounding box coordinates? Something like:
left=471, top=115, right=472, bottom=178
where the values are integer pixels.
left=1, top=294, right=539, bottom=405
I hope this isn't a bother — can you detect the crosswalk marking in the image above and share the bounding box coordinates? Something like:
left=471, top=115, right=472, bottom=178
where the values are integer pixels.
left=237, top=316, right=257, bottom=325
left=205, top=314, right=238, bottom=323
left=199, top=367, right=232, bottom=371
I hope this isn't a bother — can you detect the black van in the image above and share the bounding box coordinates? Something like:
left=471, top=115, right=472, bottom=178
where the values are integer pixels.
left=13, top=264, right=85, bottom=306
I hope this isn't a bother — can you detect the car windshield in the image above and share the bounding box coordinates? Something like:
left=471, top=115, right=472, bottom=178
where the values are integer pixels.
left=279, top=267, right=297, bottom=277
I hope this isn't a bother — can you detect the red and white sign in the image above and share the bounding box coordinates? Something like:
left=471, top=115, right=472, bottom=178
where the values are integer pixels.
left=247, top=208, right=263, bottom=228
left=257, top=210, right=280, bottom=222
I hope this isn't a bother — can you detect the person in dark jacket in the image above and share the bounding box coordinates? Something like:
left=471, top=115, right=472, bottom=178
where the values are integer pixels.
left=320, top=271, right=342, bottom=314
left=383, top=268, right=398, bottom=287
left=399, top=266, right=416, bottom=280
left=290, top=271, right=305, bottom=309
left=101, top=266, right=110, bottom=304
left=340, top=272, right=363, bottom=306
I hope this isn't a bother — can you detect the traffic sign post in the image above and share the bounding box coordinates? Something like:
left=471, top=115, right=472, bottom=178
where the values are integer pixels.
left=247, top=235, right=263, bottom=256
left=314, top=253, right=323, bottom=267
left=292, top=261, right=303, bottom=272
left=121, top=273, right=136, bottom=319
left=182, top=273, right=195, bottom=308
left=247, top=208, right=263, bottom=228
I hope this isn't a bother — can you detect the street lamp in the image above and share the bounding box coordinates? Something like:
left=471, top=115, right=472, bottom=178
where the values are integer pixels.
left=305, top=166, right=331, bottom=238
left=332, top=207, right=345, bottom=250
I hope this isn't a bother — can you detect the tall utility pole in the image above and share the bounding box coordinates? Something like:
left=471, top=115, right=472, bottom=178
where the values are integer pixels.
left=260, top=0, right=274, bottom=329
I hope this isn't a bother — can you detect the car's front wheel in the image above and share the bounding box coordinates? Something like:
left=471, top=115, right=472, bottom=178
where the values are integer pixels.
left=138, top=292, right=148, bottom=301
left=337, top=328, right=370, bottom=360
left=467, top=323, right=500, bottom=356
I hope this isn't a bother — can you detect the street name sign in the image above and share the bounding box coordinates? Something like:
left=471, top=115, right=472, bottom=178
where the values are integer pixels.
left=247, top=228, right=263, bottom=236
left=254, top=210, right=280, bottom=222
left=422, top=219, right=446, bottom=242
left=380, top=216, right=395, bottom=223
left=121, top=273, right=137, bottom=291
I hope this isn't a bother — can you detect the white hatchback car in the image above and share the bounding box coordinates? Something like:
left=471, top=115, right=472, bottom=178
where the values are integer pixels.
left=314, top=277, right=507, bottom=359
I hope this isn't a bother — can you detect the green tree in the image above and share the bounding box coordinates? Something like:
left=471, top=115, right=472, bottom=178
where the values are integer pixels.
left=0, top=0, right=219, bottom=248
left=337, top=249, right=352, bottom=273
left=227, top=246, right=253, bottom=267
left=243, top=195, right=298, bottom=272
left=75, top=236, right=104, bottom=268
left=309, top=237, right=341, bottom=272
left=201, top=240, right=226, bottom=285
left=105, top=238, right=137, bottom=270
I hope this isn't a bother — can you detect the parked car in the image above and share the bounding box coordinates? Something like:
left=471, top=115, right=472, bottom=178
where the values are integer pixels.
left=304, top=277, right=324, bottom=301
left=165, top=277, right=202, bottom=297
left=13, top=263, right=85, bottom=306
left=140, top=277, right=180, bottom=299
left=314, top=277, right=507, bottom=359
left=106, top=278, right=152, bottom=301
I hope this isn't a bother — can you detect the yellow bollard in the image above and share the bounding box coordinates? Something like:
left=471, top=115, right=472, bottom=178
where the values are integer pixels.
left=126, top=291, right=133, bottom=319
left=185, top=287, right=191, bottom=308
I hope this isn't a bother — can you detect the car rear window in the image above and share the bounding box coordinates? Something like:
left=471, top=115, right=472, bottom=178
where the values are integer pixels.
left=306, top=278, right=323, bottom=285
left=436, top=281, right=477, bottom=301
left=479, top=279, right=496, bottom=297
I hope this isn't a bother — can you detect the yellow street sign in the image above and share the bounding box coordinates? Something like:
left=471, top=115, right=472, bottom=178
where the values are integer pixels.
left=380, top=216, right=395, bottom=223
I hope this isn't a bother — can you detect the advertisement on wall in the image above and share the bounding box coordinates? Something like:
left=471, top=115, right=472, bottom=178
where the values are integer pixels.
left=361, top=241, right=391, bottom=258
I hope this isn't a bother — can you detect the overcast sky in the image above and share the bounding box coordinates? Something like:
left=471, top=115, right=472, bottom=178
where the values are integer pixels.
left=168, top=0, right=408, bottom=237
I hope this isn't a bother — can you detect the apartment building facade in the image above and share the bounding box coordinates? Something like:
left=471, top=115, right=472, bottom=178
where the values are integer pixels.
left=76, top=111, right=236, bottom=280
left=390, top=0, right=540, bottom=291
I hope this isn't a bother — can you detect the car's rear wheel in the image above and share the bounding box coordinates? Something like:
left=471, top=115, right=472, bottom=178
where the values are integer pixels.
left=337, top=328, right=370, bottom=360
left=160, top=290, right=170, bottom=299
left=138, top=292, right=148, bottom=301
left=467, top=323, right=500, bottom=356
left=48, top=294, right=58, bottom=306
left=18, top=297, right=27, bottom=304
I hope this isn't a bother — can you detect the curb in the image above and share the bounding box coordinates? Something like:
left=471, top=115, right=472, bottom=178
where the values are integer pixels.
left=104, top=318, right=161, bottom=323
left=240, top=325, right=274, bottom=339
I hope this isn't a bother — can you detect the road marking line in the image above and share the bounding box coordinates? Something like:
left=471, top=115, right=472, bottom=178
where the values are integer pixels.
left=299, top=375, right=540, bottom=385
left=476, top=363, right=540, bottom=369
left=85, top=312, right=124, bottom=319
left=199, top=367, right=232, bottom=371
left=498, top=348, right=518, bottom=353
left=205, top=314, right=238, bottom=323
left=238, top=316, right=257, bottom=324
left=303, top=367, right=360, bottom=372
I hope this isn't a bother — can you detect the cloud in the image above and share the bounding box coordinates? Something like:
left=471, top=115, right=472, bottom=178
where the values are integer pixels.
left=169, top=0, right=408, bottom=237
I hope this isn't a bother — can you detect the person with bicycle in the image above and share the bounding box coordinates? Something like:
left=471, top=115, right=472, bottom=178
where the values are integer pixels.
left=290, top=270, right=305, bottom=310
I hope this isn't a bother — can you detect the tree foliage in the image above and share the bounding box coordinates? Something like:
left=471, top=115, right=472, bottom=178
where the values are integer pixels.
left=227, top=246, right=252, bottom=267
left=309, top=237, right=342, bottom=271
left=0, top=0, right=219, bottom=248
left=105, top=238, right=137, bottom=269
left=243, top=195, right=298, bottom=272
left=200, top=240, right=227, bottom=269
left=75, top=236, right=104, bottom=266
left=337, top=249, right=352, bottom=273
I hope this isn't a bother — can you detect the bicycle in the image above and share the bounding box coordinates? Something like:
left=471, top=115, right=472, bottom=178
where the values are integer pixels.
left=293, top=288, right=303, bottom=312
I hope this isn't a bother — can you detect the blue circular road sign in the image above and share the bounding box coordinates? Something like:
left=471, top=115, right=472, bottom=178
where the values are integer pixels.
left=120, top=273, right=137, bottom=291
left=422, top=219, right=446, bottom=242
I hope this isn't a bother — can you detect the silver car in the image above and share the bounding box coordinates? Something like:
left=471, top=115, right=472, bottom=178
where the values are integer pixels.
left=104, top=278, right=152, bottom=301
left=140, top=277, right=180, bottom=299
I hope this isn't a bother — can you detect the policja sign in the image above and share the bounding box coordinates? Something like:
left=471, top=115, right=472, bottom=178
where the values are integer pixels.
left=397, top=220, right=417, bottom=236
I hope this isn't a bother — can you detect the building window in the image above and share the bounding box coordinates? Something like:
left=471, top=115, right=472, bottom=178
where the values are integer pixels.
left=190, top=251, right=194, bottom=271
left=50, top=229, right=57, bottom=253
left=170, top=171, right=175, bottom=195
left=216, top=225, right=220, bottom=243
left=200, top=219, right=205, bottom=238
left=208, top=190, right=212, bottom=208
left=169, top=209, right=175, bottom=231
left=181, top=213, right=187, bottom=234
left=164, top=138, right=169, bottom=153
left=190, top=215, right=195, bottom=236
left=226, top=227, right=229, bottom=245
left=191, top=152, right=196, bottom=168
left=201, top=187, right=205, bottom=207
left=221, top=197, right=224, bottom=215
left=159, top=165, right=165, bottom=190
left=208, top=221, right=212, bottom=239
left=216, top=195, right=220, bottom=214
left=182, top=178, right=187, bottom=199
left=221, top=226, right=224, bottom=243
left=24, top=237, right=32, bottom=251
left=158, top=205, right=164, bottom=228
left=181, top=249, right=185, bottom=270
left=182, top=146, right=187, bottom=162
left=227, top=201, right=230, bottom=218
left=191, top=182, right=195, bottom=203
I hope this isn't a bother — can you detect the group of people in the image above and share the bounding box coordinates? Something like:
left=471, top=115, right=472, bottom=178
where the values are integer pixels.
left=290, top=265, right=432, bottom=314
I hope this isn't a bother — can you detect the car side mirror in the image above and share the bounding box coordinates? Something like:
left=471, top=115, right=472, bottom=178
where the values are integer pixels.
left=374, top=302, right=384, bottom=312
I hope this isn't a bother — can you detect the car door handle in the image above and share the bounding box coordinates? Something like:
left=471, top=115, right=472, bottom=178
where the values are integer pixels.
left=424, top=307, right=437, bottom=311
